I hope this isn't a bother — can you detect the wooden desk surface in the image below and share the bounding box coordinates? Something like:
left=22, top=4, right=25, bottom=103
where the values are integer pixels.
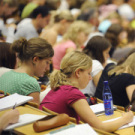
left=1, top=105, right=131, bottom=135
left=97, top=110, right=135, bottom=135
left=13, top=105, right=75, bottom=135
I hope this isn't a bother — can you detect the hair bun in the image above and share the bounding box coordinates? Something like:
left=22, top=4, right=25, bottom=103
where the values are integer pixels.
left=11, top=38, right=28, bottom=53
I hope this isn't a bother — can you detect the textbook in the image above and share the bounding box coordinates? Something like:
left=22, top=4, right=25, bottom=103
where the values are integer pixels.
left=90, top=103, right=117, bottom=114
left=4, top=114, right=46, bottom=131
left=0, top=93, right=33, bottom=111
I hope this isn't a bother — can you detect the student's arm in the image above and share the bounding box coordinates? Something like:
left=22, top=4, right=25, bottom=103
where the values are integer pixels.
left=93, top=70, right=102, bottom=87
left=126, top=84, right=135, bottom=101
left=28, top=92, right=40, bottom=105
left=71, top=99, right=133, bottom=132
left=0, top=109, right=19, bottom=133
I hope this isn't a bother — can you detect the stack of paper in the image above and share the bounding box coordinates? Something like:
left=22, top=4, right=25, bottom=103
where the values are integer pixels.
left=4, top=114, right=46, bottom=130
left=0, top=93, right=33, bottom=111
left=90, top=103, right=117, bottom=114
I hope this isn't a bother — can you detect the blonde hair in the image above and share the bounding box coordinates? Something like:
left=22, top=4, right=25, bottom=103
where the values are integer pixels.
left=63, top=20, right=91, bottom=48
left=108, top=53, right=135, bottom=76
left=50, top=51, right=92, bottom=90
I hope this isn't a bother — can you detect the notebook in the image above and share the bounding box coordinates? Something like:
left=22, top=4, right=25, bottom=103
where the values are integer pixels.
left=4, top=114, right=46, bottom=131
left=0, top=93, right=33, bottom=111
left=45, top=124, right=98, bottom=135
left=90, top=103, right=117, bottom=114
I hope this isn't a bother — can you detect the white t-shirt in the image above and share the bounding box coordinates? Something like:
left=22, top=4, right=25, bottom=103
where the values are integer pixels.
left=81, top=60, right=103, bottom=96
left=0, top=67, right=11, bottom=77
left=14, top=18, right=38, bottom=40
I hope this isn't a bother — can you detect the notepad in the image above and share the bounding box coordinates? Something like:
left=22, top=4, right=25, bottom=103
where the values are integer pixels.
left=103, top=116, right=135, bottom=130
left=90, top=103, right=117, bottom=114
left=45, top=124, right=98, bottom=135
left=4, top=114, right=46, bottom=131
left=0, top=93, right=33, bottom=111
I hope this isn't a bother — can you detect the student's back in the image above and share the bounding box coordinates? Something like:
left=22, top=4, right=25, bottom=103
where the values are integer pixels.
left=95, top=60, right=135, bottom=107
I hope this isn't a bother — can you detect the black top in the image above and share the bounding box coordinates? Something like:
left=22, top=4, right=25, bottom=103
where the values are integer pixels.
left=95, top=63, right=135, bottom=107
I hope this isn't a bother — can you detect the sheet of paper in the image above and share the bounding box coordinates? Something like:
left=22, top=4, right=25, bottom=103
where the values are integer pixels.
left=90, top=103, right=117, bottom=114
left=4, top=114, right=46, bottom=130
left=0, top=93, right=33, bottom=111
left=103, top=116, right=135, bottom=130
left=45, top=124, right=98, bottom=135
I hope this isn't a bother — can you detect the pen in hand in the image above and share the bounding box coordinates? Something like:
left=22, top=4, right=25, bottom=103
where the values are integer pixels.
left=13, top=103, right=17, bottom=109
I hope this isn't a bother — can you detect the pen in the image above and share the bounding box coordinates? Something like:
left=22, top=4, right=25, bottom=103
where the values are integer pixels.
left=13, top=102, right=17, bottom=109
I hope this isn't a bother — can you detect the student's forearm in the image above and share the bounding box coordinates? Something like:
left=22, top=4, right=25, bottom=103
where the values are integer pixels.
left=99, top=117, right=126, bottom=132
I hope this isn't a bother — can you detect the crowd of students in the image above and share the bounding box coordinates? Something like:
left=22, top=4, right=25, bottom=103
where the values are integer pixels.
left=1, top=0, right=135, bottom=133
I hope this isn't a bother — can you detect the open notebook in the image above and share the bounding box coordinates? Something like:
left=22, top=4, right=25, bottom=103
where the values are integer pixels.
left=90, top=103, right=117, bottom=114
left=45, top=124, right=98, bottom=135
left=4, top=114, right=46, bottom=131
left=0, top=93, right=33, bottom=111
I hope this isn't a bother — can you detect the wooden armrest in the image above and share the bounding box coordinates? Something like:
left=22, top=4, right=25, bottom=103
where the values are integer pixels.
left=27, top=101, right=39, bottom=109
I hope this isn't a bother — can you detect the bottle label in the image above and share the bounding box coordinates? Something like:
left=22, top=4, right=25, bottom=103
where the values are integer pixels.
left=104, top=100, right=114, bottom=115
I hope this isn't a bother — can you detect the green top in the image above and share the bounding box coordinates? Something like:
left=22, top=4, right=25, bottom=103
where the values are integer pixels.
left=0, top=70, right=40, bottom=96
left=21, top=3, right=38, bottom=19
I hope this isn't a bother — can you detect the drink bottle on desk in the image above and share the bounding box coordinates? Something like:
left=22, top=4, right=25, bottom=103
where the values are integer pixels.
left=103, top=81, right=114, bottom=115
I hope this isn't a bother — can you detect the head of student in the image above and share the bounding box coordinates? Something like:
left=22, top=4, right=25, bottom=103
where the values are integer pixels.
left=50, top=51, right=92, bottom=90
left=52, top=10, right=74, bottom=35
left=30, top=6, right=50, bottom=29
left=0, top=42, right=16, bottom=69
left=11, top=37, right=54, bottom=77
left=83, top=36, right=111, bottom=66
left=63, top=20, right=91, bottom=48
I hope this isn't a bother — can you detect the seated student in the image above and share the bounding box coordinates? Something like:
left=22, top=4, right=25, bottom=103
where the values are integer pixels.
left=40, top=51, right=133, bottom=132
left=95, top=53, right=135, bottom=107
left=81, top=36, right=111, bottom=96
left=53, top=20, right=91, bottom=70
left=0, top=37, right=54, bottom=105
left=0, top=109, right=19, bottom=133
left=40, top=10, right=74, bottom=46
left=0, top=42, right=17, bottom=77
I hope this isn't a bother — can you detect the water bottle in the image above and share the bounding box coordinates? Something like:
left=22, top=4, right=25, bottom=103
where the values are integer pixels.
left=103, top=81, right=114, bottom=115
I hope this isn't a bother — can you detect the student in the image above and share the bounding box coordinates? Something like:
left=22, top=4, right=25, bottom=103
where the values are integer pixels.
left=40, top=10, right=74, bottom=46
left=0, top=109, right=19, bottom=133
left=14, top=6, right=50, bottom=41
left=81, top=36, right=111, bottom=96
left=95, top=53, right=135, bottom=107
left=40, top=51, right=133, bottom=132
left=0, top=37, right=54, bottom=105
left=0, top=42, right=17, bottom=77
left=52, top=20, right=91, bottom=70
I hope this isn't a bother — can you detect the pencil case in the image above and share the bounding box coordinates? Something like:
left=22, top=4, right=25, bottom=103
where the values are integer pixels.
left=33, top=113, right=70, bottom=132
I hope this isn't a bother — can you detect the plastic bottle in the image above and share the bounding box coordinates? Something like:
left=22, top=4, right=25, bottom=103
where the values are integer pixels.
left=103, top=81, right=114, bottom=115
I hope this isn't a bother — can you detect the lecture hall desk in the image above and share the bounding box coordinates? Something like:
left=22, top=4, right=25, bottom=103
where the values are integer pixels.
left=1, top=105, right=134, bottom=135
